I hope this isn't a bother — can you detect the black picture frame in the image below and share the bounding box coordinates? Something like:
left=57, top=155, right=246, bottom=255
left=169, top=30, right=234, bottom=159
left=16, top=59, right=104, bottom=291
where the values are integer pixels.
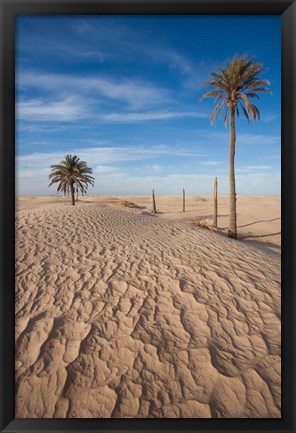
left=0, top=0, right=295, bottom=432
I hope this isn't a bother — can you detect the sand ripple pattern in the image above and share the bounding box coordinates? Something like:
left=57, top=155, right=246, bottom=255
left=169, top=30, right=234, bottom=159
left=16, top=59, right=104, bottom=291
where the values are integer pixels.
left=15, top=204, right=281, bottom=418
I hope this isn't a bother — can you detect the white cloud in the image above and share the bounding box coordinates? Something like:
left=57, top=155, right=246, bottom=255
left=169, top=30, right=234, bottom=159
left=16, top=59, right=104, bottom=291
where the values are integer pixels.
left=16, top=144, right=205, bottom=195
left=201, top=160, right=222, bottom=166
left=93, top=165, right=118, bottom=174
left=238, top=134, right=280, bottom=146
left=92, top=172, right=221, bottom=195
left=17, top=123, right=70, bottom=133
left=262, top=113, right=278, bottom=123
left=237, top=165, right=273, bottom=173
left=144, top=165, right=162, bottom=171
left=16, top=165, right=281, bottom=196
left=73, top=20, right=91, bottom=34
left=236, top=171, right=281, bottom=195
left=16, top=145, right=203, bottom=194
left=100, top=111, right=207, bottom=122
left=17, top=71, right=170, bottom=109
left=61, top=47, right=105, bottom=62
left=17, top=98, right=208, bottom=124
left=133, top=45, right=213, bottom=89
left=17, top=167, right=50, bottom=179
left=194, top=130, right=281, bottom=147
left=147, top=48, right=198, bottom=81
left=17, top=145, right=203, bottom=168
left=246, top=165, right=273, bottom=170
left=75, top=170, right=280, bottom=196
left=16, top=98, right=87, bottom=121
left=16, top=146, right=280, bottom=196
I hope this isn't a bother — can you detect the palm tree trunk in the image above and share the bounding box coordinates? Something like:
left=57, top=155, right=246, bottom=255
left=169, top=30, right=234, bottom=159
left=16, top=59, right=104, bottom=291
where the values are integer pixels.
left=228, top=106, right=237, bottom=239
left=70, top=183, right=75, bottom=206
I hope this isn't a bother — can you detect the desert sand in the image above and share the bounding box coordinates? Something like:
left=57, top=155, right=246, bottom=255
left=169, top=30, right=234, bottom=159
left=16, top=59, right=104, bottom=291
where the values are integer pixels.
left=15, top=195, right=281, bottom=418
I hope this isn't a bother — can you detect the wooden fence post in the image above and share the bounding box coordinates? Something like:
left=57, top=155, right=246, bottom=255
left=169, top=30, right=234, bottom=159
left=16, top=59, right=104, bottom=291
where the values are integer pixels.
left=213, top=176, right=218, bottom=227
left=152, top=189, right=157, bottom=213
left=183, top=188, right=185, bottom=212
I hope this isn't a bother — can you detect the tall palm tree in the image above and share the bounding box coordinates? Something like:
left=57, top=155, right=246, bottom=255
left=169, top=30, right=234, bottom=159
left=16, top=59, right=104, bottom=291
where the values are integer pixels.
left=48, top=155, right=94, bottom=205
left=200, top=54, right=271, bottom=239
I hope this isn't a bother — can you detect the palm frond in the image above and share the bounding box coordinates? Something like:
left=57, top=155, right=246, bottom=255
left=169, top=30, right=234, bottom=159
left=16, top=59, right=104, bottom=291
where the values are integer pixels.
left=239, top=102, right=250, bottom=123
left=200, top=53, right=271, bottom=127
left=210, top=99, right=227, bottom=126
left=48, top=154, right=95, bottom=195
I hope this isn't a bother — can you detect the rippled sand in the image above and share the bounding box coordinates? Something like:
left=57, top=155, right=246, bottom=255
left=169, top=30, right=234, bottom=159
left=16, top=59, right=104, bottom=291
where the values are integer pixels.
left=15, top=196, right=281, bottom=418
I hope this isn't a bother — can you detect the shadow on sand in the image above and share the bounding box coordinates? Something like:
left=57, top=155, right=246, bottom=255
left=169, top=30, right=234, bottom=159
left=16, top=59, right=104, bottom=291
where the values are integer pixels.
left=238, top=217, right=281, bottom=229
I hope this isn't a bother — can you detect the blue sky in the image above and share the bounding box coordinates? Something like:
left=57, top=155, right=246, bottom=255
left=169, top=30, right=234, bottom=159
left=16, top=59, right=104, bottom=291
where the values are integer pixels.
left=16, top=15, right=281, bottom=195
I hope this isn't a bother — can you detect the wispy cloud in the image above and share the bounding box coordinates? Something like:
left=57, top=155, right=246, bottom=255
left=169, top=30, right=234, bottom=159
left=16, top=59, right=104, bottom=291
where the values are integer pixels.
left=238, top=134, right=280, bottom=146
left=16, top=145, right=205, bottom=195
left=66, top=19, right=210, bottom=88
left=17, top=101, right=207, bottom=124
left=17, top=123, right=70, bottom=133
left=61, top=47, right=105, bottom=62
left=73, top=20, right=91, bottom=35
left=100, top=111, right=207, bottom=122
left=144, top=165, right=162, bottom=171
left=195, top=130, right=281, bottom=147
left=17, top=71, right=171, bottom=109
left=262, top=112, right=278, bottom=123
left=17, top=145, right=204, bottom=168
left=145, top=48, right=210, bottom=88
left=245, top=165, right=272, bottom=170
left=201, top=160, right=222, bottom=166
left=16, top=164, right=281, bottom=196
left=16, top=16, right=281, bottom=196
left=18, top=70, right=194, bottom=122
left=237, top=165, right=273, bottom=173
left=93, top=165, right=118, bottom=174
left=16, top=97, right=87, bottom=121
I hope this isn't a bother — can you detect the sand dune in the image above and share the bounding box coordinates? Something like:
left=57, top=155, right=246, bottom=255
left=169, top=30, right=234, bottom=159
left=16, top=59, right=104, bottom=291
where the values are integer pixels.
left=15, top=197, right=281, bottom=418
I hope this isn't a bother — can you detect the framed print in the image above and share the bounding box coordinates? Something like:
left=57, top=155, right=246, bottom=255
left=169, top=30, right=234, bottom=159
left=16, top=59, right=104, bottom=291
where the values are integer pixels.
left=0, top=0, right=295, bottom=432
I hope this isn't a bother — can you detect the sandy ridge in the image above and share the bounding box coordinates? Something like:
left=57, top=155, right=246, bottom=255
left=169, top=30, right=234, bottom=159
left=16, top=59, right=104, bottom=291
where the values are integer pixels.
left=15, top=203, right=281, bottom=418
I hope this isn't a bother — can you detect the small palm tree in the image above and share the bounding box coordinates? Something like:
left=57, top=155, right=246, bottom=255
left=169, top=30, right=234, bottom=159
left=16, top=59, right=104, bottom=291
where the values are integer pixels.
left=200, top=54, right=271, bottom=239
left=49, top=155, right=94, bottom=205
